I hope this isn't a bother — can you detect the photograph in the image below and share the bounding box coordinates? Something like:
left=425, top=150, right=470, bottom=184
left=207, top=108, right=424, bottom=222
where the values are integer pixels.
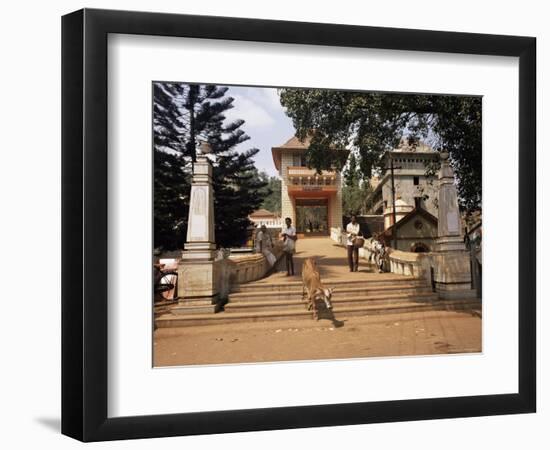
left=152, top=83, right=483, bottom=367
left=0, top=0, right=543, bottom=446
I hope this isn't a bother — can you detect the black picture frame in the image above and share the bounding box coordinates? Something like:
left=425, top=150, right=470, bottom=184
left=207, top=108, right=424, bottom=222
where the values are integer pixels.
left=61, top=8, right=536, bottom=442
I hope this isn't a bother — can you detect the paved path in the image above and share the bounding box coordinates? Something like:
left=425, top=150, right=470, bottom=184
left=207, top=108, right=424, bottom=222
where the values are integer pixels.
left=259, top=236, right=380, bottom=283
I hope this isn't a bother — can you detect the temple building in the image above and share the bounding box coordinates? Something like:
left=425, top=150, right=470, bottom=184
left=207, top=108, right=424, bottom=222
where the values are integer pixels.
left=377, top=207, right=439, bottom=252
left=271, top=136, right=343, bottom=236
left=365, top=139, right=440, bottom=229
left=248, top=209, right=282, bottom=229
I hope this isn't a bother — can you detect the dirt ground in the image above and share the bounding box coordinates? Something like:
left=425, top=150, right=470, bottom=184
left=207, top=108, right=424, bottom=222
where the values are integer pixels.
left=153, top=309, right=482, bottom=367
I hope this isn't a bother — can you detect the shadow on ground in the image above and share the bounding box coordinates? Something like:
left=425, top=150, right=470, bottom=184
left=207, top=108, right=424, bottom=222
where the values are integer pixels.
left=311, top=300, right=346, bottom=328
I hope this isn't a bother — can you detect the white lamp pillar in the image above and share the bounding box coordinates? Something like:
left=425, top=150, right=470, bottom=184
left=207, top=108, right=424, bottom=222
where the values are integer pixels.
left=432, top=151, right=477, bottom=299
left=173, top=142, right=221, bottom=314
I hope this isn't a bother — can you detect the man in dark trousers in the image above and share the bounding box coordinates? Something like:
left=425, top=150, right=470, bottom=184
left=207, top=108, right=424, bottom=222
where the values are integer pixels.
left=346, top=215, right=361, bottom=272
left=281, top=217, right=297, bottom=276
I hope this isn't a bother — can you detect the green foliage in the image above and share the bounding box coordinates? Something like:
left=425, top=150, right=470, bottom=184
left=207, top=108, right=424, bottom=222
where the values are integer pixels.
left=257, top=171, right=281, bottom=214
left=213, top=149, right=268, bottom=248
left=342, top=151, right=372, bottom=215
left=344, top=152, right=359, bottom=187
left=153, top=150, right=190, bottom=251
left=344, top=176, right=371, bottom=216
left=153, top=82, right=268, bottom=250
left=342, top=185, right=363, bottom=216
left=279, top=89, right=482, bottom=211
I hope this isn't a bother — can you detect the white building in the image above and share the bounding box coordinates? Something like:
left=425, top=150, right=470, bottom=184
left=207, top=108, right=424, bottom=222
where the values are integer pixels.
left=248, top=209, right=282, bottom=229
left=271, top=136, right=343, bottom=236
left=365, top=139, right=440, bottom=230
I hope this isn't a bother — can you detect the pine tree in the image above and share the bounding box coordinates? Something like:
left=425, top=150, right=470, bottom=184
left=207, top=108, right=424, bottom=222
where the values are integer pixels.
left=153, top=83, right=192, bottom=250
left=153, top=150, right=189, bottom=250
left=153, top=82, right=267, bottom=250
left=344, top=153, right=359, bottom=187
left=213, top=147, right=267, bottom=248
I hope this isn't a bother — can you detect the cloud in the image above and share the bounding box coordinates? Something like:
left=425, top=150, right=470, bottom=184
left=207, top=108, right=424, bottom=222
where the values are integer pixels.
left=220, top=86, right=295, bottom=177
left=259, top=88, right=283, bottom=112
left=225, top=92, right=275, bottom=128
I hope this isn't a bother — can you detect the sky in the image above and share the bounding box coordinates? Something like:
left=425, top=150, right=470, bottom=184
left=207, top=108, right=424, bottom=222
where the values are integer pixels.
left=222, top=86, right=296, bottom=178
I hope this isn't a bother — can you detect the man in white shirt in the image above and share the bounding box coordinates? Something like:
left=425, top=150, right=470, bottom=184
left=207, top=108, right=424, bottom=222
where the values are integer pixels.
left=281, top=217, right=297, bottom=276
left=346, top=215, right=361, bottom=272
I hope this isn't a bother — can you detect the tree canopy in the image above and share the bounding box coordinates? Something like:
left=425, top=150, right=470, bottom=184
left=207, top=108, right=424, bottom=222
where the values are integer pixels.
left=344, top=152, right=359, bottom=187
left=279, top=89, right=482, bottom=212
left=153, top=83, right=267, bottom=250
left=257, top=171, right=281, bottom=214
left=342, top=152, right=372, bottom=215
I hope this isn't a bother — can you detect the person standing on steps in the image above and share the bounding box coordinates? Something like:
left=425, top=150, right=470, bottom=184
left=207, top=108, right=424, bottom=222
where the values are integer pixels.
left=281, top=217, right=297, bottom=276
left=346, top=215, right=361, bottom=272
left=256, top=224, right=277, bottom=269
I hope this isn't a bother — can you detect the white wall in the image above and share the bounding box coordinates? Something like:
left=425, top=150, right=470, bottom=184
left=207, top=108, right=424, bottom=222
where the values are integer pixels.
left=0, top=1, right=547, bottom=449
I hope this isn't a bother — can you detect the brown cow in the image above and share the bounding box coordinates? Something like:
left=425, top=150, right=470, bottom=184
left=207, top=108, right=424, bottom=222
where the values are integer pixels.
left=302, top=258, right=333, bottom=320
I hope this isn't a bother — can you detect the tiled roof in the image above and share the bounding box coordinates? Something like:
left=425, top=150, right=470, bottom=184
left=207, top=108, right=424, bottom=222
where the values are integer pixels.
left=249, top=209, right=278, bottom=218
left=271, top=134, right=349, bottom=171
left=380, top=207, right=438, bottom=239
left=276, top=135, right=312, bottom=149
left=271, top=135, right=311, bottom=171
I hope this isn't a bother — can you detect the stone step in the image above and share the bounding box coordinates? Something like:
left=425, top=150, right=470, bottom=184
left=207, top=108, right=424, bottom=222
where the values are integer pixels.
left=155, top=298, right=481, bottom=327
left=332, top=292, right=439, bottom=308
left=225, top=299, right=304, bottom=312
left=325, top=298, right=481, bottom=318
left=231, top=276, right=425, bottom=293
left=228, top=284, right=433, bottom=302
left=224, top=292, right=439, bottom=313
left=157, top=308, right=312, bottom=327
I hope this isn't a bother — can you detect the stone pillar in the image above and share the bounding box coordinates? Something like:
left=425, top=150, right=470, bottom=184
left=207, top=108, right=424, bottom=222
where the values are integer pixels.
left=172, top=148, right=221, bottom=314
left=280, top=152, right=295, bottom=225
left=432, top=151, right=477, bottom=299
left=435, top=152, right=466, bottom=252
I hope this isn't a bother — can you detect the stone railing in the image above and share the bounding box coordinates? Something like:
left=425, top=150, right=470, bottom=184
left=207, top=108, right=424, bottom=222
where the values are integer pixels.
left=287, top=167, right=338, bottom=192
left=358, top=242, right=374, bottom=261
left=326, top=231, right=434, bottom=284
left=217, top=242, right=285, bottom=299
left=386, top=249, right=431, bottom=280
left=330, top=227, right=346, bottom=245
left=358, top=239, right=432, bottom=283
left=287, top=166, right=336, bottom=178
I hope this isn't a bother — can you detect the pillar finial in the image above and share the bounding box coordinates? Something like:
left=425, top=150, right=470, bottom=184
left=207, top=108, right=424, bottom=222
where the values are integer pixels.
left=198, top=140, right=213, bottom=156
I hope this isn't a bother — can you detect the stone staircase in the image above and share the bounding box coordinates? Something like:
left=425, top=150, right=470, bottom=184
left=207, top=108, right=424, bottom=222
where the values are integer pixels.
left=155, top=274, right=480, bottom=328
